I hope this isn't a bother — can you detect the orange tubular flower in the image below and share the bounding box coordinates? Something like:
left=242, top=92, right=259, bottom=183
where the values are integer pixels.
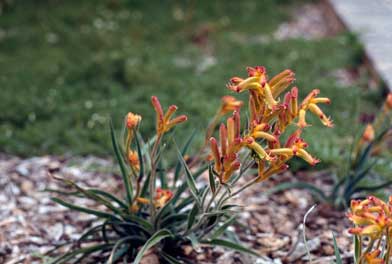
left=209, top=124, right=242, bottom=184
left=128, top=150, right=140, bottom=171
left=151, top=96, right=188, bottom=135
left=297, top=89, right=333, bottom=128
left=364, top=250, right=384, bottom=264
left=362, top=124, right=375, bottom=142
left=268, top=131, right=319, bottom=166
left=348, top=195, right=392, bottom=257
left=227, top=66, right=285, bottom=109
left=219, top=96, right=243, bottom=116
left=126, top=112, right=142, bottom=130
left=154, top=188, right=173, bottom=208
left=132, top=188, right=173, bottom=211
left=384, top=93, right=392, bottom=112
left=209, top=66, right=333, bottom=186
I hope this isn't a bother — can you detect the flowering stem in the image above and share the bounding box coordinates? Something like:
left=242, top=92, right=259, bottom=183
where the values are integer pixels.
left=149, top=133, right=162, bottom=222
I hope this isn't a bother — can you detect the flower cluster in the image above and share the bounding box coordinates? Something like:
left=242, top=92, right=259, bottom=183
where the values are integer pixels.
left=127, top=96, right=187, bottom=212
left=348, top=196, right=392, bottom=263
left=209, top=66, right=333, bottom=184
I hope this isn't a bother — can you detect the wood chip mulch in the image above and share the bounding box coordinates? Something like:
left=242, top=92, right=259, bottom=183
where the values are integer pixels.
left=1, top=154, right=354, bottom=264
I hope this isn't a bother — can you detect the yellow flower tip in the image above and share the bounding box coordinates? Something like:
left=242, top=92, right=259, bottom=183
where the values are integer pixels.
left=126, top=112, right=142, bottom=129
left=362, top=124, right=375, bottom=142
left=295, top=148, right=320, bottom=166
left=247, top=66, right=266, bottom=77
left=323, top=116, right=334, bottom=128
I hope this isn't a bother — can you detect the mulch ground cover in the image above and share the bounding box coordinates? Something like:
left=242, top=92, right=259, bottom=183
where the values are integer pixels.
left=0, top=154, right=353, bottom=264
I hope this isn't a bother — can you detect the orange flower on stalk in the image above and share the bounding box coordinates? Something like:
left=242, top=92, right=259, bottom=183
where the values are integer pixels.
left=348, top=196, right=392, bottom=240
left=154, top=188, right=173, bottom=208
left=131, top=188, right=173, bottom=212
left=209, top=113, right=242, bottom=184
left=268, top=130, right=320, bottom=166
left=128, top=150, right=140, bottom=171
left=126, top=112, right=142, bottom=130
left=227, top=67, right=295, bottom=109
left=219, top=96, right=243, bottom=116
left=297, top=89, right=333, bottom=128
left=151, top=96, right=188, bottom=135
left=362, top=124, right=375, bottom=143
left=364, top=250, right=384, bottom=264
left=205, top=96, right=243, bottom=143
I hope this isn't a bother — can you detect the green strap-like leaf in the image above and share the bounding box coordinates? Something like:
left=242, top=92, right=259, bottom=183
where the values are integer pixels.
left=134, top=131, right=145, bottom=181
left=186, top=203, right=199, bottom=231
left=51, top=197, right=121, bottom=220
left=110, top=120, right=133, bottom=203
left=154, top=199, right=175, bottom=230
left=354, top=235, right=361, bottom=263
left=332, top=232, right=342, bottom=264
left=48, top=243, right=113, bottom=264
left=210, top=215, right=236, bottom=239
left=172, top=164, right=207, bottom=205
left=108, top=236, right=144, bottom=264
left=175, top=143, right=200, bottom=206
left=52, top=176, right=125, bottom=216
left=88, top=189, right=128, bottom=211
left=173, top=130, right=196, bottom=187
left=78, top=224, right=106, bottom=243
left=133, top=229, right=173, bottom=264
left=161, top=213, right=188, bottom=227
left=202, top=239, right=259, bottom=256
left=352, top=180, right=392, bottom=193
left=158, top=159, right=168, bottom=189
left=160, top=252, right=185, bottom=264
left=208, top=164, right=216, bottom=194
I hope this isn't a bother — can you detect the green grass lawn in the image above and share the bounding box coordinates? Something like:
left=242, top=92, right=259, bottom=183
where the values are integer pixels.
left=0, top=0, right=383, bottom=161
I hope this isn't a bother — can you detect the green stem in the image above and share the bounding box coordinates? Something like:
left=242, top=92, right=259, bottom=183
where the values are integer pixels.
left=149, top=134, right=162, bottom=225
